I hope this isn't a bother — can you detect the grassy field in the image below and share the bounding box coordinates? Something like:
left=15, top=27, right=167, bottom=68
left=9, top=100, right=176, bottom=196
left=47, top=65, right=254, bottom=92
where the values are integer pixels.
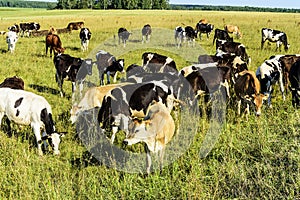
left=0, top=8, right=300, bottom=199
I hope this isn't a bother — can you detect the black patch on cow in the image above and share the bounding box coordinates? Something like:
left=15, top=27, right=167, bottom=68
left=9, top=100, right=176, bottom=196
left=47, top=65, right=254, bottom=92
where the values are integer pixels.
left=16, top=109, right=20, bottom=117
left=40, top=108, right=55, bottom=135
left=14, top=97, right=23, bottom=108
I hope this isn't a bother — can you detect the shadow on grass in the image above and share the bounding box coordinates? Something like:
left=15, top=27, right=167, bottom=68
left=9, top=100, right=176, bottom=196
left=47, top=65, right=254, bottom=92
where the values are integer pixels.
left=64, top=46, right=81, bottom=51
left=29, top=84, right=71, bottom=98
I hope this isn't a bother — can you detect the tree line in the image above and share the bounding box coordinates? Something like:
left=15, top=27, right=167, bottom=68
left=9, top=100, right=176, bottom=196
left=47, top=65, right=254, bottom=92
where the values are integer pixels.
left=0, top=0, right=299, bottom=13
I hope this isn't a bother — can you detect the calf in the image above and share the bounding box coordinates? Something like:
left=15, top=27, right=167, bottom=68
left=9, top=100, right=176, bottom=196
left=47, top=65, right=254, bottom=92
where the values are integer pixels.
left=0, top=76, right=24, bottom=90
left=224, top=24, right=242, bottom=39
left=261, top=28, right=289, bottom=51
left=216, top=40, right=250, bottom=64
left=196, top=23, right=214, bottom=40
left=53, top=54, right=93, bottom=98
left=288, top=59, right=300, bottom=107
left=142, top=52, right=177, bottom=73
left=45, top=33, right=65, bottom=57
left=79, top=28, right=92, bottom=52
left=256, top=57, right=285, bottom=107
left=70, top=82, right=132, bottom=124
left=142, top=24, right=152, bottom=43
left=19, top=22, right=40, bottom=37
left=184, top=26, right=197, bottom=46
left=213, top=28, right=233, bottom=45
left=67, top=22, right=84, bottom=31
left=234, top=70, right=268, bottom=117
left=174, top=26, right=186, bottom=48
left=123, top=101, right=175, bottom=174
left=0, top=88, right=64, bottom=155
left=118, top=27, right=131, bottom=47
left=95, top=50, right=125, bottom=85
left=6, top=31, right=18, bottom=53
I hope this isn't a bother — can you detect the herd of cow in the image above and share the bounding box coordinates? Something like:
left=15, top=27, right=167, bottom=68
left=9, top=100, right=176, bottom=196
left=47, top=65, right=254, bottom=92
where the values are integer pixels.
left=1, top=18, right=300, bottom=174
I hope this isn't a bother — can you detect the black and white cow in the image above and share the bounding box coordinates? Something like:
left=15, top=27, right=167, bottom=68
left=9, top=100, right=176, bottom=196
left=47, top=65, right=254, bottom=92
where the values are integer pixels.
left=96, top=50, right=125, bottom=85
left=196, top=22, right=214, bottom=40
left=142, top=52, right=177, bottom=73
left=126, top=64, right=145, bottom=79
left=184, top=26, right=197, bottom=46
left=213, top=28, right=233, bottom=45
left=174, top=26, right=185, bottom=48
left=19, top=22, right=40, bottom=37
left=216, top=40, right=250, bottom=64
left=6, top=30, right=18, bottom=53
left=0, top=88, right=64, bottom=155
left=98, top=81, right=174, bottom=143
left=288, top=59, right=300, bottom=107
left=53, top=53, right=93, bottom=98
left=118, top=27, right=131, bottom=47
left=261, top=28, right=290, bottom=51
left=141, top=24, right=152, bottom=43
left=79, top=28, right=91, bottom=52
left=256, top=57, right=285, bottom=107
left=8, top=24, right=19, bottom=33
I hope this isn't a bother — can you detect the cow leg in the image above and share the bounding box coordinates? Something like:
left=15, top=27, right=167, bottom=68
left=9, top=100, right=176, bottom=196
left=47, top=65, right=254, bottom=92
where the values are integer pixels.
left=71, top=82, right=76, bottom=100
left=111, top=126, right=118, bottom=144
left=113, top=72, right=118, bottom=83
left=237, top=99, right=241, bottom=116
left=261, top=39, right=266, bottom=49
left=5, top=117, right=12, bottom=137
left=279, top=73, right=286, bottom=101
left=32, top=123, right=43, bottom=156
left=106, top=71, right=111, bottom=84
left=56, top=74, right=64, bottom=97
left=159, top=147, right=165, bottom=174
left=145, top=145, right=152, bottom=174
left=99, top=72, right=105, bottom=85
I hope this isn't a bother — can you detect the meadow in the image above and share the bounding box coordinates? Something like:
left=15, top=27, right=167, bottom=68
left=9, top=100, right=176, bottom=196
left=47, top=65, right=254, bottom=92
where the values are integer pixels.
left=0, top=8, right=300, bottom=199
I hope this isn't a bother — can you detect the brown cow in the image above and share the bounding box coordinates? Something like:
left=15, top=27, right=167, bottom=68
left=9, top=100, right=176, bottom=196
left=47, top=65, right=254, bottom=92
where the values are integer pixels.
left=224, top=24, right=243, bottom=39
left=234, top=70, right=267, bottom=118
left=199, top=19, right=208, bottom=24
left=67, top=22, right=84, bottom=31
left=45, top=33, right=65, bottom=57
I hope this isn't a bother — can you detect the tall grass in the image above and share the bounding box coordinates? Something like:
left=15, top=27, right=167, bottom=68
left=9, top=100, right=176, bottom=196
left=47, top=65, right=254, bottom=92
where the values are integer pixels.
left=0, top=8, right=300, bottom=199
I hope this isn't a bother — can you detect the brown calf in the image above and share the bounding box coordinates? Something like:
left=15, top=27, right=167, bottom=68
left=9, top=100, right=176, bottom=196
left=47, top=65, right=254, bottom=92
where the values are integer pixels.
left=224, top=24, right=243, bottom=39
left=67, top=22, right=84, bottom=31
left=45, top=33, right=65, bottom=57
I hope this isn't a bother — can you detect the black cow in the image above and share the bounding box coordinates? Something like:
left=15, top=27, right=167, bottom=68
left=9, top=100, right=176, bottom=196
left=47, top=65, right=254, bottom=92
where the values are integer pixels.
left=118, top=27, right=131, bottom=47
left=98, top=82, right=173, bottom=144
left=79, top=28, right=92, bottom=52
left=213, top=28, right=233, bottom=45
left=196, top=23, right=214, bottom=40
left=141, top=24, right=152, bottom=43
left=216, top=40, right=250, bottom=64
left=261, top=28, right=289, bottom=51
left=142, top=52, right=177, bottom=73
left=184, top=26, right=197, bottom=46
left=288, top=59, right=300, bottom=107
left=96, top=50, right=125, bottom=85
left=53, top=54, right=93, bottom=98
left=19, top=22, right=40, bottom=37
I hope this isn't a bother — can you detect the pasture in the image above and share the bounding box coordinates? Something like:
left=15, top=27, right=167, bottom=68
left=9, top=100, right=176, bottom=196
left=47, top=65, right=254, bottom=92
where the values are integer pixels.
left=0, top=8, right=300, bottom=199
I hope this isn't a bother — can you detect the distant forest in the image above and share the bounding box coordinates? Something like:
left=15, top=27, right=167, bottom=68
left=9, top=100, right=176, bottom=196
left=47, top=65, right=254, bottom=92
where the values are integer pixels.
left=0, top=0, right=299, bottom=13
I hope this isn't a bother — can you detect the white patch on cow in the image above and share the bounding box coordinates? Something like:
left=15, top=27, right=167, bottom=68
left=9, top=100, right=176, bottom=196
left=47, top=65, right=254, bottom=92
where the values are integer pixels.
left=165, top=57, right=173, bottom=64
left=6, top=31, right=18, bottom=53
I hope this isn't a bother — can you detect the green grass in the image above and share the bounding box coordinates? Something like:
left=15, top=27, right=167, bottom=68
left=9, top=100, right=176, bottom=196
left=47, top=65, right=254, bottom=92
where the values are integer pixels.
left=0, top=8, right=300, bottom=199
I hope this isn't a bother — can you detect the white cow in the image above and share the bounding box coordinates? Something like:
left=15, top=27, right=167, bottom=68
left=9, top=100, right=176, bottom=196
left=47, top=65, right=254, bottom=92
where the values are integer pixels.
left=6, top=30, right=18, bottom=53
left=123, top=101, right=175, bottom=174
left=0, top=88, right=64, bottom=155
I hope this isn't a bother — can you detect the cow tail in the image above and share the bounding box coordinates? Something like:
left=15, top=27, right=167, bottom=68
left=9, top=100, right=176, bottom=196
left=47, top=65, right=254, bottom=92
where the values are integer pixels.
left=40, top=108, right=55, bottom=135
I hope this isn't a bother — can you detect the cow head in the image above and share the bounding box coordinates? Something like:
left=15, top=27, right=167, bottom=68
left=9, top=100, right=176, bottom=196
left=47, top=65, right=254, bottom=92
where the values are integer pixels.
left=42, top=132, right=65, bottom=155
left=83, top=59, right=93, bottom=75
left=249, top=93, right=268, bottom=116
left=114, top=59, right=125, bottom=72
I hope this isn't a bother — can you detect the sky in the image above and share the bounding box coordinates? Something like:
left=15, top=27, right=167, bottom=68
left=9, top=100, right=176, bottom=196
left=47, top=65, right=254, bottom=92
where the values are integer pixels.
left=169, top=0, right=300, bottom=9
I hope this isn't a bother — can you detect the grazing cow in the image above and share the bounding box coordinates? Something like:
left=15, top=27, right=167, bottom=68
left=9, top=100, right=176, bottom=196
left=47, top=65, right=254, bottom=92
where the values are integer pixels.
left=53, top=54, right=93, bottom=98
left=98, top=81, right=174, bottom=144
left=56, top=28, right=71, bottom=34
left=45, top=33, right=65, bottom=57
left=126, top=64, right=145, bottom=79
left=213, top=29, right=233, bottom=45
left=256, top=57, right=285, bottom=107
left=6, top=31, right=18, bottom=53
left=70, top=82, right=132, bottom=124
left=96, top=50, right=125, bottom=85
left=288, top=59, right=300, bottom=107
left=142, top=52, right=177, bottom=73
left=142, top=24, right=152, bottom=43
left=123, top=101, right=175, bottom=174
left=224, top=24, right=242, bottom=39
left=67, top=22, right=84, bottom=31
left=79, top=28, right=92, bottom=52
left=184, top=26, right=197, bottom=46
left=0, top=88, right=64, bottom=155
left=19, top=22, right=40, bottom=37
left=261, top=28, right=289, bottom=51
left=196, top=23, right=214, bottom=40
left=174, top=26, right=185, bottom=48
left=118, top=27, right=131, bottom=47
left=0, top=76, right=24, bottom=90
left=234, top=70, right=268, bottom=117
left=216, top=40, right=250, bottom=64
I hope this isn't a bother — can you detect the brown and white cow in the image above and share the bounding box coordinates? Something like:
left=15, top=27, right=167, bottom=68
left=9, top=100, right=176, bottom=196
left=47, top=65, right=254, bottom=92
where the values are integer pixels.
left=45, top=33, right=65, bottom=57
left=123, top=101, right=175, bottom=174
left=234, top=70, right=268, bottom=118
left=224, top=24, right=243, bottom=39
left=67, top=22, right=84, bottom=31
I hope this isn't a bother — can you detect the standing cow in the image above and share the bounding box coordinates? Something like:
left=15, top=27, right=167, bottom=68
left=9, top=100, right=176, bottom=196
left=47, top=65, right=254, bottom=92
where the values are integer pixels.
left=0, top=88, right=64, bottom=155
left=79, top=28, right=92, bottom=52
left=6, top=30, right=18, bottom=53
left=96, top=50, right=125, bottom=85
left=261, top=28, right=289, bottom=51
left=196, top=22, right=214, bottom=40
left=46, top=33, right=65, bottom=57
left=224, top=24, right=243, bottom=39
left=142, top=24, right=152, bottom=43
left=118, top=27, right=131, bottom=47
